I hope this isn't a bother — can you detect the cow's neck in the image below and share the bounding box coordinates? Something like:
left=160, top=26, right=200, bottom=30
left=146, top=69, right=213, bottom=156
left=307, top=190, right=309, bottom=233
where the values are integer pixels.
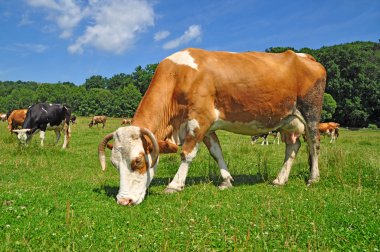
left=132, top=81, right=177, bottom=141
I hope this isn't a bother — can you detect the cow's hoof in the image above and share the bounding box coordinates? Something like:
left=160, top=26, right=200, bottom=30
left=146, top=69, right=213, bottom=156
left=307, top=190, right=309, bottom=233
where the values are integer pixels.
left=218, top=180, right=233, bottom=190
left=307, top=177, right=319, bottom=186
left=163, top=187, right=182, bottom=194
left=272, top=178, right=285, bottom=186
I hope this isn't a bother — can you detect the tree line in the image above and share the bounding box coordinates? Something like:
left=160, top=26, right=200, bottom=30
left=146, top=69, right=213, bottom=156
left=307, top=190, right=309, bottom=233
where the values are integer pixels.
left=0, top=41, right=379, bottom=127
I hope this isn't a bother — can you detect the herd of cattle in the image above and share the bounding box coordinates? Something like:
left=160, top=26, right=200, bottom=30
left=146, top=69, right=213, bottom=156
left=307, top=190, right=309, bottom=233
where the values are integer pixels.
left=1, top=48, right=344, bottom=206
left=1, top=107, right=340, bottom=147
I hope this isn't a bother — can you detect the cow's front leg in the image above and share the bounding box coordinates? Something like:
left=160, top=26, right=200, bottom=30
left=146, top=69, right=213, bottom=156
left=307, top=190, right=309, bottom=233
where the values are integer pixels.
left=273, top=137, right=301, bottom=185
left=164, top=118, right=208, bottom=194
left=39, top=131, right=46, bottom=147
left=203, top=132, right=234, bottom=190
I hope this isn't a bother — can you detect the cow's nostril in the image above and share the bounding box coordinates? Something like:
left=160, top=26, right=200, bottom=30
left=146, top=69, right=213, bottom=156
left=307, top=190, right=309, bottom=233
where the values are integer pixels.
left=117, top=198, right=133, bottom=206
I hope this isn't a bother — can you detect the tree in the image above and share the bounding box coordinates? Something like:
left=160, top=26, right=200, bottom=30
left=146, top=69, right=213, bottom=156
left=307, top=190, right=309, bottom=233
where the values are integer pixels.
left=112, top=84, right=142, bottom=118
left=321, top=93, right=337, bottom=122
left=83, top=75, right=107, bottom=90
left=132, top=64, right=157, bottom=95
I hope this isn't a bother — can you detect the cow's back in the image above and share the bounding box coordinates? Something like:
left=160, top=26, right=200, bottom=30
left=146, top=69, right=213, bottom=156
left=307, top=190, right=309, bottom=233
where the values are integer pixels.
left=163, top=48, right=325, bottom=126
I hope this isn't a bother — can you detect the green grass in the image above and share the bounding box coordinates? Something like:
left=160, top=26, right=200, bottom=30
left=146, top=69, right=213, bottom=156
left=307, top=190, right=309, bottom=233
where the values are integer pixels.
left=1, top=117, right=379, bottom=251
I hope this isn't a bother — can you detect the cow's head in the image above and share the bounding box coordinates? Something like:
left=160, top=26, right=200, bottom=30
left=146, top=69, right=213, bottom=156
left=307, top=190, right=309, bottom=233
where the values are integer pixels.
left=88, top=121, right=93, bottom=127
left=12, top=129, right=31, bottom=144
left=98, top=126, right=159, bottom=206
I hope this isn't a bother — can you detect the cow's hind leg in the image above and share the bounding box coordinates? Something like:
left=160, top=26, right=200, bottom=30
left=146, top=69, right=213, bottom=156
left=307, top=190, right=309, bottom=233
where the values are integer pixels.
left=305, top=121, right=320, bottom=185
left=62, top=124, right=70, bottom=149
left=273, top=138, right=301, bottom=185
left=203, top=132, right=234, bottom=190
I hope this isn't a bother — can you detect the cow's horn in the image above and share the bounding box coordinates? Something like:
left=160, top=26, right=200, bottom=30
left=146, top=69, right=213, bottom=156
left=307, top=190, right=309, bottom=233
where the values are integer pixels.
left=12, top=129, right=30, bottom=133
left=98, top=132, right=114, bottom=171
left=140, top=128, right=159, bottom=168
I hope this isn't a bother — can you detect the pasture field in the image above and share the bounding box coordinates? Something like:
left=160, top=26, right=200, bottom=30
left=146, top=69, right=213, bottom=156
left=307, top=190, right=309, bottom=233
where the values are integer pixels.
left=0, top=117, right=379, bottom=251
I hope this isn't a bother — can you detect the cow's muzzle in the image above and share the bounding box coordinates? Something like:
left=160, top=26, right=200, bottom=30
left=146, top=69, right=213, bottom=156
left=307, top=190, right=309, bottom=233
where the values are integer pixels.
left=117, top=198, right=133, bottom=206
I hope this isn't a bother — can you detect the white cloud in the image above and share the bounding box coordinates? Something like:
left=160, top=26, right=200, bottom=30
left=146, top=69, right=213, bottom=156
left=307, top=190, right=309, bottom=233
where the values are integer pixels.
left=154, top=30, right=170, bottom=41
left=26, top=0, right=83, bottom=38
left=26, top=0, right=155, bottom=54
left=69, top=0, right=155, bottom=54
left=163, top=25, right=202, bottom=50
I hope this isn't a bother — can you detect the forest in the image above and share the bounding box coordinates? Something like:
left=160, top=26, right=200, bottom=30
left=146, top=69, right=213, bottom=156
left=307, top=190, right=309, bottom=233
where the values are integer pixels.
left=0, top=41, right=379, bottom=127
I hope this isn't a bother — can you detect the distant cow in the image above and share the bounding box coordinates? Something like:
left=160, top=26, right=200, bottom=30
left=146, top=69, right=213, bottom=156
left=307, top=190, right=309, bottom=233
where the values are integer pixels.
left=89, top=116, right=106, bottom=128
left=319, top=122, right=340, bottom=143
left=7, top=109, right=28, bottom=133
left=13, top=103, right=71, bottom=148
left=251, top=131, right=280, bottom=145
left=121, top=118, right=132, bottom=125
left=70, top=115, right=77, bottom=124
left=0, top=113, right=6, bottom=122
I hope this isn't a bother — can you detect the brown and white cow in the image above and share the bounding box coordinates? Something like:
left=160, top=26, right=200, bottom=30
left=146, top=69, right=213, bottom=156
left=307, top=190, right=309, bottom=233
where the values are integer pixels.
left=98, top=48, right=326, bottom=206
left=7, top=109, right=28, bottom=133
left=121, top=118, right=132, bottom=125
left=319, top=122, right=340, bottom=143
left=89, top=116, right=106, bottom=128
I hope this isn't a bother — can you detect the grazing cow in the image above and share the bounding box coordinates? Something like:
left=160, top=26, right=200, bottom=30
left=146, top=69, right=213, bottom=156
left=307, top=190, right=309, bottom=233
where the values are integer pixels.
left=7, top=109, right=28, bottom=133
left=98, top=48, right=326, bottom=206
left=319, top=122, right=340, bottom=143
left=13, top=103, right=71, bottom=148
left=89, top=116, right=106, bottom=128
left=70, top=115, right=77, bottom=124
left=251, top=131, right=280, bottom=145
left=121, top=118, right=132, bottom=125
left=0, top=113, right=7, bottom=122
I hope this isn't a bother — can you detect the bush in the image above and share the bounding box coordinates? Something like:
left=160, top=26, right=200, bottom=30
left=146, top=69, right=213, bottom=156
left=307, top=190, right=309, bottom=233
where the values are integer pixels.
left=367, top=124, right=378, bottom=130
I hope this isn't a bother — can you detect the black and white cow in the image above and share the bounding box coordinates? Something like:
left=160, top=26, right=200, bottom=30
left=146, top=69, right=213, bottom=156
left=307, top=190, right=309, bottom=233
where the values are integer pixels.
left=13, top=103, right=71, bottom=148
left=251, top=131, right=280, bottom=145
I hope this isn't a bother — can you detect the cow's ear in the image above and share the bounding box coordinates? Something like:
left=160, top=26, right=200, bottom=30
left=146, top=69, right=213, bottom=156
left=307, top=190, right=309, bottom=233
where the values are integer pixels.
left=158, top=140, right=178, bottom=154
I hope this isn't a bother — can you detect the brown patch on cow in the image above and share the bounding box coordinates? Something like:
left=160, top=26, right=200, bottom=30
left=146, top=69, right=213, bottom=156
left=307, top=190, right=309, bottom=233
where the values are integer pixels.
left=7, top=109, right=27, bottom=132
left=131, top=152, right=148, bottom=174
left=158, top=140, right=179, bottom=153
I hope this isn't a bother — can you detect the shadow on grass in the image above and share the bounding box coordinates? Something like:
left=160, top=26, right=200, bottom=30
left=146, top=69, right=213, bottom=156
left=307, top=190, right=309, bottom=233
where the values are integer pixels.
left=93, top=173, right=267, bottom=199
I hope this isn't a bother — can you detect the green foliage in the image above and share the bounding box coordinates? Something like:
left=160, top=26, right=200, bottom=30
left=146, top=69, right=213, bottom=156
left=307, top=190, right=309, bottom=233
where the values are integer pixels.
left=0, top=118, right=379, bottom=250
left=367, top=124, right=378, bottom=129
left=321, top=93, right=337, bottom=121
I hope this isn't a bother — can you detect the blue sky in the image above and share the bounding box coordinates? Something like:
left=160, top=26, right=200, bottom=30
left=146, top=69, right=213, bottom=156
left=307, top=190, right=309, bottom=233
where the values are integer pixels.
left=0, top=0, right=379, bottom=85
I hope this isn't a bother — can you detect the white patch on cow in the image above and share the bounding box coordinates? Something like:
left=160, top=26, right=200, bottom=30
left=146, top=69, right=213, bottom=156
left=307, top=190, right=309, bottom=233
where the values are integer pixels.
left=42, top=108, right=48, bottom=113
left=296, top=53, right=308, bottom=58
left=187, top=119, right=200, bottom=136
left=214, top=109, right=220, bottom=120
left=166, top=50, right=198, bottom=71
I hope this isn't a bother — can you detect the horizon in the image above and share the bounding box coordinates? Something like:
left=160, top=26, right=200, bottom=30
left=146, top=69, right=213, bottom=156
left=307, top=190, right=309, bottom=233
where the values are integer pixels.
left=0, top=0, right=379, bottom=85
